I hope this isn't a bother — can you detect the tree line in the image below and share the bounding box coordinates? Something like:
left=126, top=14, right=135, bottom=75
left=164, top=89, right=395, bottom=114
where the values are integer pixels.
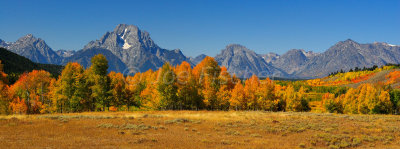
left=328, top=64, right=400, bottom=77
left=0, top=54, right=312, bottom=114
left=322, top=84, right=400, bottom=114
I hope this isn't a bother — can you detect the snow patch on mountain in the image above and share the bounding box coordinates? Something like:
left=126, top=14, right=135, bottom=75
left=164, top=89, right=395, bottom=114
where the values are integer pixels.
left=122, top=42, right=132, bottom=49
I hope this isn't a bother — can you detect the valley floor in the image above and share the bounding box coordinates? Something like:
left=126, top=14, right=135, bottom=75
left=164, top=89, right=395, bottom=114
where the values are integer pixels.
left=1, top=111, right=400, bottom=148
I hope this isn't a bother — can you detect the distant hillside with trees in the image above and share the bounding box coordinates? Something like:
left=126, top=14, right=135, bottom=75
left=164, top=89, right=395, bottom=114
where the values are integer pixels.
left=0, top=47, right=63, bottom=83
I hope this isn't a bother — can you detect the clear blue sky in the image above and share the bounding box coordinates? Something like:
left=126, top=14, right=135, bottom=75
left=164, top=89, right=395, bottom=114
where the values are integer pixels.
left=0, top=0, right=399, bottom=57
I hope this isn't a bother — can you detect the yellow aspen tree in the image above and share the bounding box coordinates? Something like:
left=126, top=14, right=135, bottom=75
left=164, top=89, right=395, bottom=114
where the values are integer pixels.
left=244, top=75, right=260, bottom=110
left=230, top=83, right=245, bottom=110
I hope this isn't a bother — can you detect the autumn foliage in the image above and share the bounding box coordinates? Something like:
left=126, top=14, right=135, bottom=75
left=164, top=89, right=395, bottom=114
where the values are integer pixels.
left=385, top=70, right=400, bottom=86
left=322, top=84, right=393, bottom=114
left=307, top=66, right=396, bottom=86
left=6, top=70, right=54, bottom=114
left=2, top=55, right=400, bottom=115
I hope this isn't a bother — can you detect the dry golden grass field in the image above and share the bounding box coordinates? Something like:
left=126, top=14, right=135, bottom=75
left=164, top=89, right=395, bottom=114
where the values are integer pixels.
left=1, top=111, right=400, bottom=149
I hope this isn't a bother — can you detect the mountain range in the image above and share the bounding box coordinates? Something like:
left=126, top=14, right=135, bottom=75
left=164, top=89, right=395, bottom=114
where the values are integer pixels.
left=215, top=44, right=288, bottom=78
left=1, top=24, right=399, bottom=79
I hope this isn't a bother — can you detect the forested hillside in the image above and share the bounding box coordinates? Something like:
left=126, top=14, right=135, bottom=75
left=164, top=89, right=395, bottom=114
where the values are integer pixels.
left=0, top=47, right=63, bottom=83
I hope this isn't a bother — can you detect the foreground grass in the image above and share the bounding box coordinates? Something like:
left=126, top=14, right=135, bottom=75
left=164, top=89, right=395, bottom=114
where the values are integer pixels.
left=1, top=111, right=400, bottom=148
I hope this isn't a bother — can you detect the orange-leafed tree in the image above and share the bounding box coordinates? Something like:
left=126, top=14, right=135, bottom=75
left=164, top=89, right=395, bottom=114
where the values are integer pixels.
left=175, top=61, right=202, bottom=110
left=230, top=82, right=245, bottom=110
left=244, top=75, right=260, bottom=110
left=140, top=71, right=160, bottom=110
left=108, top=71, right=127, bottom=110
left=193, top=56, right=221, bottom=110
left=139, top=69, right=161, bottom=110
left=216, top=66, right=233, bottom=110
left=8, top=97, right=27, bottom=114
left=385, top=70, right=400, bottom=85
left=8, top=70, right=53, bottom=114
left=126, top=71, right=148, bottom=110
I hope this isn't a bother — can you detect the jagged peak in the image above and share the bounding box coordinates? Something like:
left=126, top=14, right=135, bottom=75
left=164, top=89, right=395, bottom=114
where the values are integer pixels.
left=115, top=24, right=138, bottom=30
left=287, top=49, right=305, bottom=53
left=329, top=39, right=360, bottom=51
left=223, top=44, right=255, bottom=54
left=19, top=34, right=51, bottom=50
left=280, top=49, right=307, bottom=60
left=113, top=24, right=152, bottom=45
left=340, top=39, right=359, bottom=45
left=114, top=24, right=139, bottom=35
left=84, top=24, right=160, bottom=51
left=344, top=38, right=354, bottom=42
left=22, top=33, right=35, bottom=38
left=226, top=43, right=246, bottom=49
left=16, top=34, right=42, bottom=43
left=195, top=54, right=207, bottom=57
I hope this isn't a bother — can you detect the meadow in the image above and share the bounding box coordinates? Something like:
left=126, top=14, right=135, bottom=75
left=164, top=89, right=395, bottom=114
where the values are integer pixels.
left=1, top=111, right=400, bottom=149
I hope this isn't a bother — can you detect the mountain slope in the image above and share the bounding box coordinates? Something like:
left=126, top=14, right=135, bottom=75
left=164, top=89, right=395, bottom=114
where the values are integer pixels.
left=215, top=44, right=288, bottom=78
left=190, top=54, right=207, bottom=65
left=1, top=34, right=62, bottom=64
